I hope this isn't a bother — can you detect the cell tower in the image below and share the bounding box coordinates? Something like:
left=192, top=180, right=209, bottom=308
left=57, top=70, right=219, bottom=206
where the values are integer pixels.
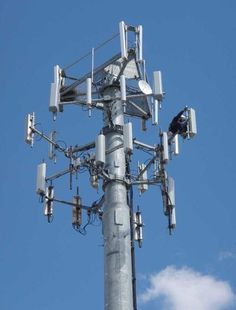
left=25, top=21, right=197, bottom=310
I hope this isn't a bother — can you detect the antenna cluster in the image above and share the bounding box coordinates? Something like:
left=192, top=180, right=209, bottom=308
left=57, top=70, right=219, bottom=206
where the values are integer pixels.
left=25, top=21, right=197, bottom=310
left=25, top=20, right=197, bottom=238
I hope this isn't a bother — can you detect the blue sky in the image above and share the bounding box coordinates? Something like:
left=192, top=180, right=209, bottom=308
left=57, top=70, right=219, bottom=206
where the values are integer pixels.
left=1, top=0, right=236, bottom=309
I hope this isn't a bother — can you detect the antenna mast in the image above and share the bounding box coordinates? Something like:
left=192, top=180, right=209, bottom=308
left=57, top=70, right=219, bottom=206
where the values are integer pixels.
left=25, top=21, right=197, bottom=310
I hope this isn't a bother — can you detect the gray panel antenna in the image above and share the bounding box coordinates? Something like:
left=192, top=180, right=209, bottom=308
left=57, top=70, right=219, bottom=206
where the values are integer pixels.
left=72, top=196, right=82, bottom=229
left=153, top=70, right=164, bottom=101
left=44, top=186, right=54, bottom=220
left=119, top=21, right=127, bottom=59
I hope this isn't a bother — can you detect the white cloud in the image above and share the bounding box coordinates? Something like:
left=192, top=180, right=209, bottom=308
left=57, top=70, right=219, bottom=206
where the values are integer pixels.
left=218, top=251, right=236, bottom=261
left=139, top=266, right=236, bottom=310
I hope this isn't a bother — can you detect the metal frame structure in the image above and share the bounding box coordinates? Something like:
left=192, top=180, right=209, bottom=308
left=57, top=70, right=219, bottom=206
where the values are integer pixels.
left=25, top=21, right=197, bottom=310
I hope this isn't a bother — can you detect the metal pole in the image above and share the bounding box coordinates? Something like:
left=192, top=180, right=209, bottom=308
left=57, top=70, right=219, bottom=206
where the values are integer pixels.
left=103, top=86, right=133, bottom=310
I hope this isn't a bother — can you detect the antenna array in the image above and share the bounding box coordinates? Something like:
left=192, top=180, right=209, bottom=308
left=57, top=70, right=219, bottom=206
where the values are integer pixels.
left=25, top=21, right=197, bottom=310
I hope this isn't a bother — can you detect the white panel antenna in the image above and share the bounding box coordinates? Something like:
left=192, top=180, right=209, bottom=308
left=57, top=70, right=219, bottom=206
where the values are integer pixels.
left=123, top=122, right=133, bottom=154
left=96, top=134, right=105, bottom=165
left=167, top=176, right=175, bottom=207
left=49, top=65, right=62, bottom=115
left=133, top=213, right=139, bottom=241
left=153, top=71, right=164, bottom=101
left=137, top=25, right=143, bottom=62
left=54, top=65, right=60, bottom=81
left=152, top=99, right=159, bottom=126
left=138, top=163, right=148, bottom=193
left=170, top=208, right=176, bottom=229
left=49, top=82, right=58, bottom=113
left=119, top=21, right=127, bottom=59
left=167, top=176, right=176, bottom=229
left=36, top=163, right=46, bottom=195
left=187, top=108, right=197, bottom=138
left=25, top=113, right=35, bottom=146
left=133, top=211, right=143, bottom=248
left=161, top=171, right=168, bottom=216
left=120, top=74, right=126, bottom=103
left=173, top=134, right=179, bottom=155
left=86, top=78, right=92, bottom=116
left=161, top=132, right=169, bottom=163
